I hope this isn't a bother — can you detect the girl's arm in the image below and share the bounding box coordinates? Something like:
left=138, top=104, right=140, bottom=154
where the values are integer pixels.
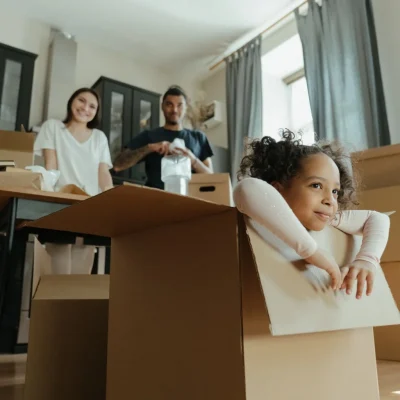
left=233, top=177, right=341, bottom=289
left=330, top=210, right=390, bottom=270
left=233, top=177, right=318, bottom=258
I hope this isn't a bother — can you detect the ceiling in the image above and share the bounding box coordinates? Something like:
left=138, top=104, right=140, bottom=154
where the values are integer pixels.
left=3, top=0, right=299, bottom=70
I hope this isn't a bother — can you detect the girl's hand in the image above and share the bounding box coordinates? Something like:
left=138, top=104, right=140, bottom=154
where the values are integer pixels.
left=305, top=249, right=342, bottom=290
left=340, top=260, right=376, bottom=299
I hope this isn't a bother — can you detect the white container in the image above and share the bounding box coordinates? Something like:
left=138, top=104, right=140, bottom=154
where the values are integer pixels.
left=161, top=155, right=191, bottom=195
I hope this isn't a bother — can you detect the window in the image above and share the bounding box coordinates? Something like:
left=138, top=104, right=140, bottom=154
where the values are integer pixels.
left=288, top=76, right=314, bottom=144
left=262, top=33, right=314, bottom=144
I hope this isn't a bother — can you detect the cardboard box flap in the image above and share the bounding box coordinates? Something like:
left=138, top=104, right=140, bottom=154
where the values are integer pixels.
left=244, top=218, right=400, bottom=336
left=27, top=185, right=231, bottom=237
left=32, top=238, right=52, bottom=297
left=0, top=130, right=35, bottom=168
left=34, top=275, right=109, bottom=300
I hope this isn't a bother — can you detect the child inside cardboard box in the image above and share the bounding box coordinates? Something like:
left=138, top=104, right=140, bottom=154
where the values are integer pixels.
left=234, top=130, right=390, bottom=297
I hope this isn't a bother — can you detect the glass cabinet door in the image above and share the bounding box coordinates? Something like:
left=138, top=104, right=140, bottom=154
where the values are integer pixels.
left=100, top=81, right=132, bottom=180
left=0, top=45, right=36, bottom=131
left=131, top=90, right=160, bottom=184
left=0, top=59, right=22, bottom=131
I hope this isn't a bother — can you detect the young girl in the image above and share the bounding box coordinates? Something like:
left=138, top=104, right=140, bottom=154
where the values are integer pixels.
left=34, top=87, right=113, bottom=195
left=233, top=131, right=390, bottom=299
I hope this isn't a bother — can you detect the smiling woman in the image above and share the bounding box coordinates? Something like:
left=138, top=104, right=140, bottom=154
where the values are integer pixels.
left=34, top=87, right=113, bottom=196
left=33, top=87, right=114, bottom=275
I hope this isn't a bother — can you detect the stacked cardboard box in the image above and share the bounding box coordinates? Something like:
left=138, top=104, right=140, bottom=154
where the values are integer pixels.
left=353, top=143, right=400, bottom=362
left=0, top=130, right=43, bottom=190
left=24, top=184, right=399, bottom=400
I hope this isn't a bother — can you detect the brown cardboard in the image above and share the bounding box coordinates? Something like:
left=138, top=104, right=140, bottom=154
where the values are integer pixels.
left=4, top=167, right=27, bottom=173
left=358, top=186, right=400, bottom=263
left=17, top=238, right=53, bottom=345
left=25, top=185, right=400, bottom=400
left=189, top=173, right=233, bottom=205
left=352, top=143, right=400, bottom=190
left=358, top=186, right=400, bottom=361
left=371, top=262, right=400, bottom=362
left=32, top=238, right=52, bottom=297
left=0, top=171, right=43, bottom=190
left=0, top=186, right=87, bottom=210
left=59, top=184, right=90, bottom=196
left=0, top=130, right=35, bottom=168
left=24, top=275, right=109, bottom=400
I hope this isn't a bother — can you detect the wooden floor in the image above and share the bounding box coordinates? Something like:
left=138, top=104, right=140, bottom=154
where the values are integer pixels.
left=0, top=355, right=399, bottom=399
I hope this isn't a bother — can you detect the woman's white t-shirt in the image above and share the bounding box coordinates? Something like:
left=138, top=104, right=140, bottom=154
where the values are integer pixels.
left=34, top=119, right=113, bottom=196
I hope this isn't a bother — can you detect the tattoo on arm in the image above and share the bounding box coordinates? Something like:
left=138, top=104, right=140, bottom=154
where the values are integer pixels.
left=113, top=145, right=150, bottom=171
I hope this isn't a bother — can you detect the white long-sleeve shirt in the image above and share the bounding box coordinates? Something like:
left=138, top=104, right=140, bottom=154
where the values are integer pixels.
left=233, top=177, right=390, bottom=270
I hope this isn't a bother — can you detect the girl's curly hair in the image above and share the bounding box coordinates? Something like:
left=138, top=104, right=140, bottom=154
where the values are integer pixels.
left=238, top=129, right=359, bottom=210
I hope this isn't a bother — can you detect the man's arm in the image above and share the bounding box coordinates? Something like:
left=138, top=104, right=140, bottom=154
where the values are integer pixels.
left=113, top=146, right=152, bottom=172
left=192, top=157, right=213, bottom=174
left=113, top=141, right=171, bottom=172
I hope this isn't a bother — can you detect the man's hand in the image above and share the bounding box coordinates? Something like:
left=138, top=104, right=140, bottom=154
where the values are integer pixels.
left=305, top=249, right=342, bottom=290
left=148, top=141, right=171, bottom=155
left=170, top=146, right=196, bottom=165
left=340, top=260, right=376, bottom=299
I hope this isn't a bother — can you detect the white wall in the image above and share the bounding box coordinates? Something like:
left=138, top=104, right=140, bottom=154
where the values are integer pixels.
left=372, top=0, right=400, bottom=144
left=0, top=12, right=202, bottom=129
left=0, top=11, right=51, bottom=128
left=75, top=40, right=173, bottom=97
left=202, top=68, right=228, bottom=148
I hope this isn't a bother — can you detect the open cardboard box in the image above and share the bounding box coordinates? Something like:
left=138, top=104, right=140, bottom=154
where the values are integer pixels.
left=24, top=185, right=400, bottom=400
left=0, top=130, right=35, bottom=168
left=359, top=185, right=400, bottom=362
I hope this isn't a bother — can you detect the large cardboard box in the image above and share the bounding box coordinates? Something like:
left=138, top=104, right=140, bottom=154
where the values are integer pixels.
left=0, top=130, right=35, bottom=168
left=352, top=143, right=400, bottom=190
left=189, top=173, right=233, bottom=205
left=24, top=275, right=109, bottom=400
left=25, top=185, right=400, bottom=400
left=358, top=185, right=400, bottom=361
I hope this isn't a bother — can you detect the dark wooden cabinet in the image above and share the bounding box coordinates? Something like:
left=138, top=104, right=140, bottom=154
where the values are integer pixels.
left=0, top=43, right=37, bottom=131
left=92, top=76, right=161, bottom=185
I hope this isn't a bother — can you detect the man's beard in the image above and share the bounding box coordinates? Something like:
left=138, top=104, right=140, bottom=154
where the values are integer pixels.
left=166, top=118, right=179, bottom=125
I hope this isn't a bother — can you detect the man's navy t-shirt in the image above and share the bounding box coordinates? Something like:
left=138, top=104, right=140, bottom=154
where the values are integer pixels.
left=128, top=127, right=214, bottom=189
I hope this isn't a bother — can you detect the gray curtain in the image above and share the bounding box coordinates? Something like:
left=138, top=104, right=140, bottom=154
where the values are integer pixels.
left=225, top=37, right=263, bottom=180
left=295, top=0, right=390, bottom=150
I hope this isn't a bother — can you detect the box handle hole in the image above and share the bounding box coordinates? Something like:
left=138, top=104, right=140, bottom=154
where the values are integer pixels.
left=199, top=186, right=216, bottom=192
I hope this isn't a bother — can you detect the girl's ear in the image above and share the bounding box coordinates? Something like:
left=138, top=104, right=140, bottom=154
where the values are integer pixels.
left=271, top=181, right=284, bottom=193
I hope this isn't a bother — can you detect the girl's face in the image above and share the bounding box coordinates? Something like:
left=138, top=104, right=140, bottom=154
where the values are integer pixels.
left=277, top=153, right=340, bottom=231
left=70, top=91, right=98, bottom=125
